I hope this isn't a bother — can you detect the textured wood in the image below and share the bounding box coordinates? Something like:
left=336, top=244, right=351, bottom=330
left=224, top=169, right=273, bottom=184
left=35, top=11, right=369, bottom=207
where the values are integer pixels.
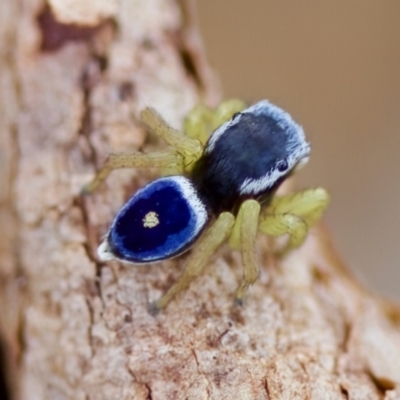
left=1, top=1, right=400, bottom=399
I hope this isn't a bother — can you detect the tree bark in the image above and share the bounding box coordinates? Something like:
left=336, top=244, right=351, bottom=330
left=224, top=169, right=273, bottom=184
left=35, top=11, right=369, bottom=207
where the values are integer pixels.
left=1, top=1, right=400, bottom=399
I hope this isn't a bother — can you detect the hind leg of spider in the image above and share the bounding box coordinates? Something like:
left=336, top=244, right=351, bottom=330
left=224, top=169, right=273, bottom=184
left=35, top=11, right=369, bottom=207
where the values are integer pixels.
left=81, top=151, right=183, bottom=194
left=183, top=99, right=247, bottom=145
left=227, top=200, right=261, bottom=304
left=150, top=212, right=235, bottom=314
left=260, top=188, right=330, bottom=254
left=259, top=213, right=308, bottom=256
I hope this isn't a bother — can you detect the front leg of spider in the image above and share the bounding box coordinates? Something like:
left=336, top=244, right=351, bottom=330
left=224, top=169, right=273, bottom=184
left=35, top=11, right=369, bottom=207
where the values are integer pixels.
left=81, top=107, right=204, bottom=194
left=259, top=188, right=330, bottom=255
left=230, top=200, right=261, bottom=305
left=85, top=99, right=325, bottom=312
left=81, top=151, right=183, bottom=194
left=151, top=212, right=235, bottom=313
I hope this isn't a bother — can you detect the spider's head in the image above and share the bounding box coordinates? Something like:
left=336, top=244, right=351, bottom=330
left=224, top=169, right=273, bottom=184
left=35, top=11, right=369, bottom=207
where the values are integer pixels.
left=233, top=100, right=311, bottom=196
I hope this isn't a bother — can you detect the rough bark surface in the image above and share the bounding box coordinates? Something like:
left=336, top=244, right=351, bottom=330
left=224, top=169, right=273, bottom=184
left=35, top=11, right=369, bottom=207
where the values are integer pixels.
left=1, top=1, right=400, bottom=399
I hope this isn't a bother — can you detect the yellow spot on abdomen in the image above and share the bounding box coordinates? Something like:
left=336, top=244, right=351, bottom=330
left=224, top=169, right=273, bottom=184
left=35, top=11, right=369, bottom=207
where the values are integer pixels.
left=143, top=211, right=159, bottom=228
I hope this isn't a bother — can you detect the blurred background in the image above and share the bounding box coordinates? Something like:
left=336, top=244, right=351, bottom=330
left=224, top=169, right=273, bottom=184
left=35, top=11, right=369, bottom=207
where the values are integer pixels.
left=197, top=1, right=400, bottom=301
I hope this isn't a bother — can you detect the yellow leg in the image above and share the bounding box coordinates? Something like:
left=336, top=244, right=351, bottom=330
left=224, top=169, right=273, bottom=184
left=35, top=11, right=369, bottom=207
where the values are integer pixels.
left=267, top=188, right=330, bottom=227
left=211, top=99, right=247, bottom=130
left=233, top=200, right=261, bottom=304
left=183, top=104, right=214, bottom=145
left=81, top=151, right=182, bottom=194
left=151, top=212, right=235, bottom=313
left=183, top=99, right=248, bottom=146
left=259, top=213, right=308, bottom=253
left=228, top=205, right=243, bottom=250
left=259, top=188, right=330, bottom=254
left=140, top=107, right=203, bottom=165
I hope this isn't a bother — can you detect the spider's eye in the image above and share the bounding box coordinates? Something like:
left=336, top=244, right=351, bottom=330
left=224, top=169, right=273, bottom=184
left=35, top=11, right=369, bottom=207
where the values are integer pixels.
left=276, top=160, right=289, bottom=173
left=99, top=176, right=209, bottom=263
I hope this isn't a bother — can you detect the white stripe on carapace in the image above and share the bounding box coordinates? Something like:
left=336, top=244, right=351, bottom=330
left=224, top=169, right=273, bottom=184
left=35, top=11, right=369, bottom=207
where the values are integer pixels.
left=239, top=149, right=310, bottom=196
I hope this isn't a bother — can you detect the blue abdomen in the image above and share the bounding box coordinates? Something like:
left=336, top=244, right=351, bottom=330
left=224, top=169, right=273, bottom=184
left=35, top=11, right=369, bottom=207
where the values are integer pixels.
left=107, top=177, right=208, bottom=263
